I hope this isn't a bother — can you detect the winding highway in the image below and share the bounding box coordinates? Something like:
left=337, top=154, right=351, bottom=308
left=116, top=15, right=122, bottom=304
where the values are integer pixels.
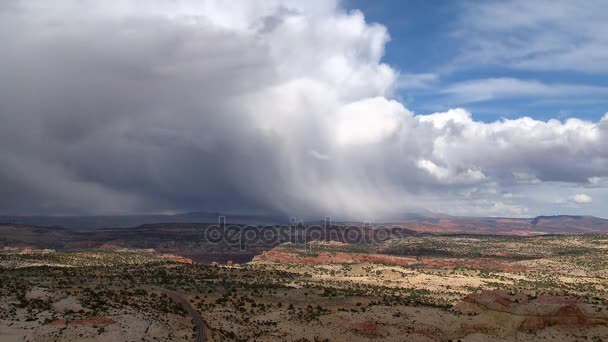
left=155, top=288, right=207, bottom=342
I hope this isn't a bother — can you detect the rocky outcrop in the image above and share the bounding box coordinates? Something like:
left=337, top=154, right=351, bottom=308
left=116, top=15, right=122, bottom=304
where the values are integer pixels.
left=463, top=290, right=608, bottom=333
left=159, top=253, right=193, bottom=264
left=518, top=304, right=608, bottom=332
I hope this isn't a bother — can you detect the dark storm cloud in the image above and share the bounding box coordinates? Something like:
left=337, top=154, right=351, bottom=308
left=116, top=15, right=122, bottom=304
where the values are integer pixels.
left=0, top=2, right=285, bottom=214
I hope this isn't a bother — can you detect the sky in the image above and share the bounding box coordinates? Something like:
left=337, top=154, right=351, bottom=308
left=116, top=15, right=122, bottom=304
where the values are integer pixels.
left=347, top=0, right=608, bottom=122
left=1, top=0, right=607, bottom=219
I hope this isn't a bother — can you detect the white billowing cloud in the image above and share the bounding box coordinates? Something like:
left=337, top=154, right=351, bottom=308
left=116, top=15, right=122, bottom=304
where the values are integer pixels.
left=1, top=0, right=607, bottom=218
left=335, top=97, right=407, bottom=146
left=416, top=159, right=485, bottom=184
left=414, top=110, right=605, bottom=183
left=417, top=160, right=450, bottom=180
left=417, top=108, right=472, bottom=129
left=569, top=194, right=593, bottom=204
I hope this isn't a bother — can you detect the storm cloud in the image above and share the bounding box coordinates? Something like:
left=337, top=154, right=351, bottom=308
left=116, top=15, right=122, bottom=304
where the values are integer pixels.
left=1, top=1, right=607, bottom=218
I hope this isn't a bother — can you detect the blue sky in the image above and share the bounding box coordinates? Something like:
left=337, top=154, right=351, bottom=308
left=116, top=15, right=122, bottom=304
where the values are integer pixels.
left=346, top=0, right=608, bottom=122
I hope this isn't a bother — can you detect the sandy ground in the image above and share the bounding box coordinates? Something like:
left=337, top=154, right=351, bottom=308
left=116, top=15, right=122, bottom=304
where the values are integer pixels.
left=0, top=312, right=193, bottom=342
left=2, top=236, right=607, bottom=342
left=0, top=290, right=194, bottom=342
left=198, top=291, right=608, bottom=342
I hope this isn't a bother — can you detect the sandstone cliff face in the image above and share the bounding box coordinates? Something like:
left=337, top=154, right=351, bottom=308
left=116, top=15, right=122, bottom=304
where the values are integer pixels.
left=463, top=290, right=608, bottom=333
left=252, top=247, right=418, bottom=266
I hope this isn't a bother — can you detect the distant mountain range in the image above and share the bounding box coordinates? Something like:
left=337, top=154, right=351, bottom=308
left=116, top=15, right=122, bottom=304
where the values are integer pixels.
left=387, top=215, right=608, bottom=235
left=0, top=212, right=288, bottom=230
left=0, top=212, right=607, bottom=235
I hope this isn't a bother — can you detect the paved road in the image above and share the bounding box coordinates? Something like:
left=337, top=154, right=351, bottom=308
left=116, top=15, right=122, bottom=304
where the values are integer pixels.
left=156, top=288, right=207, bottom=342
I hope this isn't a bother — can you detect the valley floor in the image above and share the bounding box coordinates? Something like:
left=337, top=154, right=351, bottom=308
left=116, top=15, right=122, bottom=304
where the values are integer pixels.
left=1, top=234, right=607, bottom=341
